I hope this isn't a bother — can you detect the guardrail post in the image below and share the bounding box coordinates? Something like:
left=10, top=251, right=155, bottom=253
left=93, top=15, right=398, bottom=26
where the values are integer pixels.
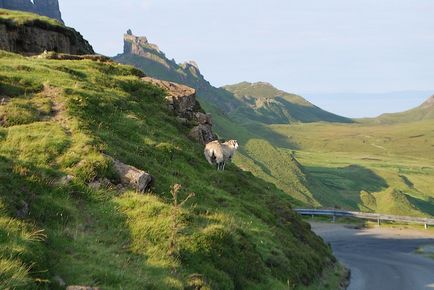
left=377, top=218, right=381, bottom=227
left=425, top=223, right=428, bottom=230
left=332, top=215, right=336, bottom=223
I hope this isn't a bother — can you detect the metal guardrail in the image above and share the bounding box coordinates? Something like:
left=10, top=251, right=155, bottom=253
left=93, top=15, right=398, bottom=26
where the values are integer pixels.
left=295, top=208, right=434, bottom=229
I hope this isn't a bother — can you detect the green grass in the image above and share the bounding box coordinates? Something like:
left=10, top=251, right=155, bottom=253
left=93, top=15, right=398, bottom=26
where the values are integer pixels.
left=296, top=263, right=349, bottom=290
left=227, top=120, right=434, bottom=217
left=0, top=9, right=62, bottom=27
left=0, top=50, right=335, bottom=289
left=223, top=82, right=352, bottom=124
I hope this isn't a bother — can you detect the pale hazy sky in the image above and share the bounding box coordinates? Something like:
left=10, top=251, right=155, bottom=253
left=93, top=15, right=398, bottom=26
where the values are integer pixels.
left=60, top=0, right=434, bottom=117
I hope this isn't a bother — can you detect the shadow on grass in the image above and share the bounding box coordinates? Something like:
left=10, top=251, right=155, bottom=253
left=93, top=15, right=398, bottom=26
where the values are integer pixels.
left=0, top=155, right=174, bottom=289
left=407, top=195, right=434, bottom=217
left=305, top=164, right=388, bottom=209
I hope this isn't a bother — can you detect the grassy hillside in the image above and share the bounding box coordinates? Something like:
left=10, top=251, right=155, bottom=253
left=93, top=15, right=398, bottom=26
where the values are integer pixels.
left=113, top=32, right=358, bottom=208
left=257, top=121, right=434, bottom=216
left=0, top=49, right=337, bottom=289
left=224, top=82, right=352, bottom=124
left=360, top=94, right=434, bottom=124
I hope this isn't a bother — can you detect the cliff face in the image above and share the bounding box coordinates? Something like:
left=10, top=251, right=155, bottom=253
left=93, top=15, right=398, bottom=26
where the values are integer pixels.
left=0, top=10, right=94, bottom=55
left=0, top=0, right=63, bottom=23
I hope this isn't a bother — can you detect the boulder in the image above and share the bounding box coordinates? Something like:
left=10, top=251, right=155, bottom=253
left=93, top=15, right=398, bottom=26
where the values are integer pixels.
left=189, top=124, right=216, bottom=145
left=111, top=158, right=153, bottom=192
left=195, top=112, right=212, bottom=125
left=142, top=77, right=197, bottom=119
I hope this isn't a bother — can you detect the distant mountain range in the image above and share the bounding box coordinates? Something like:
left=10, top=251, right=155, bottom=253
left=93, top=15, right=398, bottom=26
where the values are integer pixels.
left=113, top=30, right=351, bottom=125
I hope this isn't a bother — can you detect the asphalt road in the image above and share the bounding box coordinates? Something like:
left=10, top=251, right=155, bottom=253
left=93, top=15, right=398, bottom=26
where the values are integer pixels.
left=311, top=223, right=434, bottom=290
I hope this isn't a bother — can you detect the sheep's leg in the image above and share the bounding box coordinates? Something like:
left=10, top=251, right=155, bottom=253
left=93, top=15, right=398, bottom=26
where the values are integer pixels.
left=217, top=162, right=222, bottom=171
left=222, top=162, right=226, bottom=171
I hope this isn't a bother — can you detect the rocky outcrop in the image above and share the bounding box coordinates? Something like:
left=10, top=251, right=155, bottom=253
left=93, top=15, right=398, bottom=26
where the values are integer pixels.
left=0, top=14, right=94, bottom=55
left=142, top=77, right=217, bottom=145
left=0, top=0, right=64, bottom=23
left=143, top=77, right=198, bottom=119
left=124, top=32, right=162, bottom=56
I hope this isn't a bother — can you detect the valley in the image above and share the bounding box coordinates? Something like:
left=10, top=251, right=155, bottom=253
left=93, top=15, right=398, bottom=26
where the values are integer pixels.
left=1, top=2, right=433, bottom=289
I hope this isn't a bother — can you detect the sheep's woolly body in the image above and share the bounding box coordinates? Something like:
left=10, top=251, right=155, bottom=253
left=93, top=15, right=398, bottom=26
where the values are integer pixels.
left=204, top=140, right=239, bottom=171
left=204, top=140, right=224, bottom=164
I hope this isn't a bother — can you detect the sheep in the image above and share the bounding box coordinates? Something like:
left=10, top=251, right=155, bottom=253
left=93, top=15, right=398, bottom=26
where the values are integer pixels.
left=204, top=140, right=239, bottom=171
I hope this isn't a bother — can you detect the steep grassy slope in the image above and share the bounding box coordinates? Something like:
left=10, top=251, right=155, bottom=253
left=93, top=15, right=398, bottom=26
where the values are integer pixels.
left=224, top=82, right=352, bottom=124
left=113, top=32, right=354, bottom=207
left=360, top=94, right=434, bottom=124
left=0, top=50, right=336, bottom=289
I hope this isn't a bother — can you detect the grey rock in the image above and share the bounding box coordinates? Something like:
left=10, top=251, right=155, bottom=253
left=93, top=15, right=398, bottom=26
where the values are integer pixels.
left=195, top=112, right=212, bottom=125
left=107, top=157, right=154, bottom=193
left=189, top=124, right=217, bottom=145
left=16, top=200, right=29, bottom=218
left=0, top=22, right=94, bottom=55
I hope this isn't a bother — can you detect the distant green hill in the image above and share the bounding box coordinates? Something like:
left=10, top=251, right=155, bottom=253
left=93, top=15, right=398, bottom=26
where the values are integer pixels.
left=0, top=11, right=337, bottom=290
left=360, top=94, right=434, bottom=124
left=224, top=82, right=353, bottom=124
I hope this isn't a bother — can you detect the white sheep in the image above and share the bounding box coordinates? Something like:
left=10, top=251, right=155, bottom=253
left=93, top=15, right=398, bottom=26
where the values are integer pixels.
left=204, top=140, right=239, bottom=171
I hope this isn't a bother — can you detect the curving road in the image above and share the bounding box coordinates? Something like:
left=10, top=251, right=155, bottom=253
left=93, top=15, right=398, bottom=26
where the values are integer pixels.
left=311, top=223, right=434, bottom=290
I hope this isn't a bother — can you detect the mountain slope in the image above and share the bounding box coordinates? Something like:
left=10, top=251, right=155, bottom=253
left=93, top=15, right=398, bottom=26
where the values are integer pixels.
left=112, top=30, right=434, bottom=219
left=0, top=12, right=335, bottom=289
left=113, top=31, right=355, bottom=206
left=113, top=31, right=241, bottom=113
left=361, top=94, right=434, bottom=124
left=113, top=31, right=352, bottom=125
left=224, top=82, right=353, bottom=124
